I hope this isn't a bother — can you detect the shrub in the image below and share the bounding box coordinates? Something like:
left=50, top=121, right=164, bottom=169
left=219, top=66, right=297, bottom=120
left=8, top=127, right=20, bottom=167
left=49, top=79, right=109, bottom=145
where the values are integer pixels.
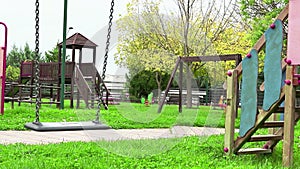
left=6, top=65, right=20, bottom=82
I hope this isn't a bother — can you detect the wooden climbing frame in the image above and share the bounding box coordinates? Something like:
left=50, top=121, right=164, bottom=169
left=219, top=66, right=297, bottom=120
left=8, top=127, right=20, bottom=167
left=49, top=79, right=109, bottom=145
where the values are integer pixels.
left=224, top=3, right=300, bottom=167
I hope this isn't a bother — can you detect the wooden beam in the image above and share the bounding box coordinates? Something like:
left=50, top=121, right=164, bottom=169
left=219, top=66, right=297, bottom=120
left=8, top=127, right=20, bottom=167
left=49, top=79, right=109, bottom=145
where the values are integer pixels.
left=93, top=47, right=96, bottom=65
left=180, top=54, right=241, bottom=62
left=179, top=61, right=183, bottom=113
left=72, top=46, right=76, bottom=62
left=283, top=65, right=295, bottom=167
left=237, top=148, right=272, bottom=155
left=157, top=58, right=181, bottom=113
left=224, top=69, right=238, bottom=154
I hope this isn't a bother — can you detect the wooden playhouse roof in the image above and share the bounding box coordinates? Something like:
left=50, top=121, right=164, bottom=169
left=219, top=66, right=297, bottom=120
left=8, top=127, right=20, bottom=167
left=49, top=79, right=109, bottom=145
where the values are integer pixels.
left=58, top=32, right=98, bottom=49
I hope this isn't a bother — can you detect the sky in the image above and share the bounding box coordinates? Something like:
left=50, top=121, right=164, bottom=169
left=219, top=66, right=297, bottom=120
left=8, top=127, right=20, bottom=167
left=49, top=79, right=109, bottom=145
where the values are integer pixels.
left=0, top=0, right=132, bottom=75
left=0, top=0, right=179, bottom=76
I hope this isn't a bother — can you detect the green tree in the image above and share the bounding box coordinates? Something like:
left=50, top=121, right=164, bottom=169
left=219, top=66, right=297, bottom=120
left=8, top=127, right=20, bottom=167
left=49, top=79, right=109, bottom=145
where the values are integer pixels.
left=116, top=0, right=239, bottom=107
left=6, top=65, right=20, bottom=82
left=238, top=0, right=288, bottom=81
left=43, top=44, right=70, bottom=63
left=7, top=43, right=36, bottom=68
left=6, top=43, right=37, bottom=82
left=239, top=0, right=288, bottom=45
left=129, top=70, right=170, bottom=99
left=44, top=46, right=59, bottom=62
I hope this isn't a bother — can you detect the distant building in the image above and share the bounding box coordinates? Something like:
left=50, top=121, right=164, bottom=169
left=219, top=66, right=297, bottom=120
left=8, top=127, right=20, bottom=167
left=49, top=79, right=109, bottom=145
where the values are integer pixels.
left=104, top=74, right=127, bottom=99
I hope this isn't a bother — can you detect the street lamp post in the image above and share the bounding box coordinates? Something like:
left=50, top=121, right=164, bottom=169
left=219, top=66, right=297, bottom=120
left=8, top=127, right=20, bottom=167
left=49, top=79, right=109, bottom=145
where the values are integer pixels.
left=60, top=0, right=68, bottom=109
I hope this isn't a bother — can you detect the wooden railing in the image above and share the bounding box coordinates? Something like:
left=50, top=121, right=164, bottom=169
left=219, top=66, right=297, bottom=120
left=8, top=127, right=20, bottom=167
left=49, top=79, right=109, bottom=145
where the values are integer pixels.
left=20, top=61, right=75, bottom=82
left=20, top=61, right=34, bottom=77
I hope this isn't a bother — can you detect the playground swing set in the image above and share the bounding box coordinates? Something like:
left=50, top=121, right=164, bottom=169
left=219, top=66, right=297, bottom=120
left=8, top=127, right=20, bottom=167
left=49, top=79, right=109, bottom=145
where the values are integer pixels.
left=158, top=54, right=242, bottom=113
left=0, top=0, right=116, bottom=131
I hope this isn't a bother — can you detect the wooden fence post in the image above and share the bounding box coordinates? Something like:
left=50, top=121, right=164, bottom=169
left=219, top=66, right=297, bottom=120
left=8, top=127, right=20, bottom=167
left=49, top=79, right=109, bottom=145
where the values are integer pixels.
left=282, top=65, right=296, bottom=167
left=224, top=69, right=238, bottom=154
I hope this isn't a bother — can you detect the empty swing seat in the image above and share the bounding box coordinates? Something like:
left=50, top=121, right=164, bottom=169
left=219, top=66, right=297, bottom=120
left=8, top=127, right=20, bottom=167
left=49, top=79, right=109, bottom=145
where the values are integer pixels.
left=24, top=121, right=111, bottom=131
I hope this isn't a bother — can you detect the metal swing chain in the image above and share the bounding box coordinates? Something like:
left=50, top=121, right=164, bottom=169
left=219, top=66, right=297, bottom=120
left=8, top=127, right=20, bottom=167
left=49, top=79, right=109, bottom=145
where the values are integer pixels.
left=95, top=0, right=114, bottom=123
left=34, top=0, right=41, bottom=124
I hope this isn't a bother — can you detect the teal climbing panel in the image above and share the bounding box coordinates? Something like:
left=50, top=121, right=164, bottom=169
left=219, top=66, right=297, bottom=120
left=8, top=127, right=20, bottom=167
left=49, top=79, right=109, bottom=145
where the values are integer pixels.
left=263, top=19, right=283, bottom=111
left=240, top=49, right=258, bottom=137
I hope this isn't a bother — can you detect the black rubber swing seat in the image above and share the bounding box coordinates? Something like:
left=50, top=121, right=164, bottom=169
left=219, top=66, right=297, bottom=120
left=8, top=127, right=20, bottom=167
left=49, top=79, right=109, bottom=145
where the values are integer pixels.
left=24, top=121, right=111, bottom=131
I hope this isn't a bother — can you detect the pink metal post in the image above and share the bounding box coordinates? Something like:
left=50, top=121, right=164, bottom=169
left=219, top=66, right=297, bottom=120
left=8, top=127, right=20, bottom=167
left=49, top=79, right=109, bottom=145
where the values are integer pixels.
left=0, top=22, right=7, bottom=115
left=287, top=0, right=300, bottom=64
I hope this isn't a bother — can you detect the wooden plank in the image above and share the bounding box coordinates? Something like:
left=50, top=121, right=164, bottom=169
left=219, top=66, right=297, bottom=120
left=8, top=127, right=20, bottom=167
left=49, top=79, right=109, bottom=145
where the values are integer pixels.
left=287, top=1, right=300, bottom=65
left=283, top=65, right=295, bottom=167
left=262, top=121, right=284, bottom=128
left=263, top=19, right=283, bottom=111
left=180, top=54, right=242, bottom=62
left=274, top=107, right=300, bottom=113
left=249, top=135, right=282, bottom=142
left=15, top=84, right=61, bottom=89
left=18, top=100, right=60, bottom=104
left=236, top=4, right=289, bottom=75
left=157, top=58, right=180, bottom=113
left=239, top=49, right=258, bottom=137
left=224, top=69, right=238, bottom=154
left=237, top=148, right=272, bottom=155
left=179, top=61, right=183, bottom=113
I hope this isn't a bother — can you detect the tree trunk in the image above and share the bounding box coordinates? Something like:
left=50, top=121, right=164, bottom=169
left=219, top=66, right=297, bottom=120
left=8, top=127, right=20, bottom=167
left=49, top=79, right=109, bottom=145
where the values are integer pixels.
left=156, top=72, right=162, bottom=104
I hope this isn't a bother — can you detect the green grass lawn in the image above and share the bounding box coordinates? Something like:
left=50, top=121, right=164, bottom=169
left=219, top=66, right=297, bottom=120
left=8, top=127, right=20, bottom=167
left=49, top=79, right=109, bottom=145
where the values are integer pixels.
left=0, top=133, right=299, bottom=168
left=0, top=102, right=299, bottom=168
left=1, top=102, right=236, bottom=130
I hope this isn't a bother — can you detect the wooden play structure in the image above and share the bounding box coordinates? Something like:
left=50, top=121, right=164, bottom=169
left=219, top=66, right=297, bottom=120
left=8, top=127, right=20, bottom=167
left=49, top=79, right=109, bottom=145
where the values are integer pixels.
left=4, top=33, right=110, bottom=109
left=158, top=54, right=242, bottom=113
left=224, top=2, right=299, bottom=167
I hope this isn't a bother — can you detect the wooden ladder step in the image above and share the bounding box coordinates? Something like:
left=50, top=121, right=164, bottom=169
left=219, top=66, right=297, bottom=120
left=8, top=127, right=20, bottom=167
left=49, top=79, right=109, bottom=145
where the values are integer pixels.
left=275, top=107, right=300, bottom=113
left=237, top=148, right=272, bottom=155
left=18, top=100, right=60, bottom=104
left=261, top=121, right=284, bottom=128
left=249, top=135, right=282, bottom=142
left=296, top=90, right=300, bottom=97
left=274, top=107, right=284, bottom=113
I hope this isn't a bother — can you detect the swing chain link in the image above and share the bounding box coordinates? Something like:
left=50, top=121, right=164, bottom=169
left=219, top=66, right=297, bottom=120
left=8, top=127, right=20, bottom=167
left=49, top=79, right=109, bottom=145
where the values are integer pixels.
left=102, top=0, right=114, bottom=82
left=34, top=0, right=41, bottom=124
left=95, top=0, right=114, bottom=123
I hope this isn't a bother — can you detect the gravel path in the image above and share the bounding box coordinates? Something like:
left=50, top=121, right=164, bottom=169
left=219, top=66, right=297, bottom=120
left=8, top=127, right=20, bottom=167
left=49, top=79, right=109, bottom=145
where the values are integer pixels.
left=0, top=126, right=228, bottom=145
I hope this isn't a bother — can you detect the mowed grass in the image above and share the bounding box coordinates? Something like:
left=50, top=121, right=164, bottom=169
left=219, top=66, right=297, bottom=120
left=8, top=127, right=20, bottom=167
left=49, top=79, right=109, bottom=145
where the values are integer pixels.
left=0, top=132, right=299, bottom=168
left=0, top=102, right=235, bottom=130
left=0, top=102, right=300, bottom=168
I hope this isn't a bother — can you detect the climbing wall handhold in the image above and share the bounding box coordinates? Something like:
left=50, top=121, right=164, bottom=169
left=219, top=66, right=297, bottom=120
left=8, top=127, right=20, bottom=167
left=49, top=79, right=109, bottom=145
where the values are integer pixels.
left=285, top=59, right=292, bottom=65
left=227, top=71, right=232, bottom=77
left=270, top=23, right=276, bottom=29
left=224, top=147, right=229, bottom=153
left=284, top=80, right=291, bottom=85
left=246, top=53, right=251, bottom=58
